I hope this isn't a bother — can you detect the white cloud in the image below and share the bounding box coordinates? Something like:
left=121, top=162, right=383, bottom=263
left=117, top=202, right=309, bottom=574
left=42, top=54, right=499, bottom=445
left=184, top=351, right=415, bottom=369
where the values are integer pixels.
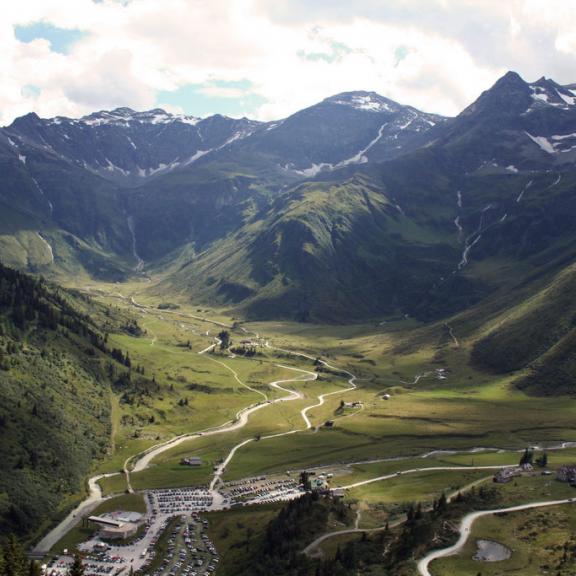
left=0, top=0, right=574, bottom=125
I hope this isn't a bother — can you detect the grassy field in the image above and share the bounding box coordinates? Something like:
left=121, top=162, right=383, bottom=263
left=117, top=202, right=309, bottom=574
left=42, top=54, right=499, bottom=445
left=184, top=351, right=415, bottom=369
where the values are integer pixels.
left=87, top=288, right=576, bottom=497
left=24, top=272, right=576, bottom=576
left=45, top=280, right=576, bottom=538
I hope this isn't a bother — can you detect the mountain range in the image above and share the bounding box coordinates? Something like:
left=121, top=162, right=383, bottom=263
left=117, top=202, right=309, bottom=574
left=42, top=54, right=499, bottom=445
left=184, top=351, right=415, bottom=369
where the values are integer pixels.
left=1, top=71, right=575, bottom=336
left=1, top=69, right=576, bottom=547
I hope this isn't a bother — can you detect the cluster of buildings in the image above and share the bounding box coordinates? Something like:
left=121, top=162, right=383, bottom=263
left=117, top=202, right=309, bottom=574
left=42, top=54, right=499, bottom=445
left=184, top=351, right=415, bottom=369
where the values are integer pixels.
left=493, top=464, right=533, bottom=484
left=493, top=461, right=576, bottom=487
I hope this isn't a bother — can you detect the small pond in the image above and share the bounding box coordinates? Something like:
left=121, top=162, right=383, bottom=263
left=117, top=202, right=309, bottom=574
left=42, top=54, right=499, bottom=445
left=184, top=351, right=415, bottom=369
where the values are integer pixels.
left=473, top=539, right=512, bottom=562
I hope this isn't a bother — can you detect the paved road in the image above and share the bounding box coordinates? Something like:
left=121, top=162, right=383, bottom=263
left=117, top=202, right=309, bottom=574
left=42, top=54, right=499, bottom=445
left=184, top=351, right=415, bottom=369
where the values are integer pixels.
left=32, top=473, right=118, bottom=555
left=206, top=354, right=269, bottom=401
left=417, top=498, right=576, bottom=576
left=207, top=338, right=360, bottom=489
left=340, top=465, right=515, bottom=490
left=209, top=365, right=318, bottom=489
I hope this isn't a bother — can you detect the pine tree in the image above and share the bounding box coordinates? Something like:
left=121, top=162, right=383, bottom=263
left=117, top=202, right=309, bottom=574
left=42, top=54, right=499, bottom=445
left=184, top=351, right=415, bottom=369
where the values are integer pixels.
left=4, top=535, right=28, bottom=576
left=218, top=330, right=231, bottom=350
left=29, top=560, right=41, bottom=576
left=536, top=452, right=548, bottom=468
left=68, top=553, right=84, bottom=576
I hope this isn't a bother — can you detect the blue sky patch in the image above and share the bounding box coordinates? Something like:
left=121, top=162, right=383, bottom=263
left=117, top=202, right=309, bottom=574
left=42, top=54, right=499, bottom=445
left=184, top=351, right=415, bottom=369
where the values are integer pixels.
left=21, top=85, right=41, bottom=99
left=158, top=81, right=267, bottom=118
left=394, top=46, right=410, bottom=67
left=298, top=40, right=353, bottom=64
left=14, top=22, right=87, bottom=54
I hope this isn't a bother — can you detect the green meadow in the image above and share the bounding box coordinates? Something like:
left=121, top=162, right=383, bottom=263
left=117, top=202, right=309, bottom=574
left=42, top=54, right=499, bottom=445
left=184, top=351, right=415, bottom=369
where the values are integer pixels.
left=39, top=278, right=576, bottom=565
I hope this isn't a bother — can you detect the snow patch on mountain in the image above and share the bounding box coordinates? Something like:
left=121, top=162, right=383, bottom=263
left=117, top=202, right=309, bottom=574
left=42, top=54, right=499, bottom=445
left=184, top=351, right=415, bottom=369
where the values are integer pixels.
left=328, top=92, right=396, bottom=113
left=184, top=127, right=257, bottom=165
left=293, top=163, right=334, bottom=177
left=551, top=132, right=576, bottom=140
left=185, top=149, right=211, bottom=165
left=525, top=132, right=555, bottom=154
left=529, top=82, right=576, bottom=111
left=395, top=112, right=417, bottom=134
left=530, top=86, right=551, bottom=104
left=516, top=179, right=533, bottom=202
left=556, top=90, right=576, bottom=106
left=336, top=123, right=388, bottom=167
left=265, top=120, right=285, bottom=131
left=36, top=233, right=54, bottom=264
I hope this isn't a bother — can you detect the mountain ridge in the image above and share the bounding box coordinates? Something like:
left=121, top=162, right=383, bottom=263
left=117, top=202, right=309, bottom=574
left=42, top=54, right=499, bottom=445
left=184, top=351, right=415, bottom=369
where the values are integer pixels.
left=0, top=71, right=575, bottom=328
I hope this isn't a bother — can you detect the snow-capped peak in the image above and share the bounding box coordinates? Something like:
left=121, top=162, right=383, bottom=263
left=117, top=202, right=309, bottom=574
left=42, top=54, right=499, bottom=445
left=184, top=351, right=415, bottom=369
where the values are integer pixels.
left=325, top=91, right=400, bottom=113
left=528, top=78, right=576, bottom=109
left=79, top=108, right=200, bottom=127
left=80, top=108, right=200, bottom=126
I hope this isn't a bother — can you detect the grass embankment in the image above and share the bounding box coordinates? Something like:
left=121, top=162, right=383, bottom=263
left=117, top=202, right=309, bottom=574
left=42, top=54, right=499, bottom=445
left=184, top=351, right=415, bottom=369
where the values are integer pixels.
left=207, top=505, right=282, bottom=576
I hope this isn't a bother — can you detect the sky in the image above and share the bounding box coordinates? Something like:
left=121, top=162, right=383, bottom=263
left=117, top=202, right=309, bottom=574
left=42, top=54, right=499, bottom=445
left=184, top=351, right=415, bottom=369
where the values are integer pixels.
left=1, top=0, right=576, bottom=125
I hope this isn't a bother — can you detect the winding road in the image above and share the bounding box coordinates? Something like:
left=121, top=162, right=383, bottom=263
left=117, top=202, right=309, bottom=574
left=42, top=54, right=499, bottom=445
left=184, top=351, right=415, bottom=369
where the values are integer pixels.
left=209, top=364, right=318, bottom=489
left=209, top=350, right=359, bottom=489
left=31, top=297, right=576, bottom=565
left=417, top=498, right=575, bottom=576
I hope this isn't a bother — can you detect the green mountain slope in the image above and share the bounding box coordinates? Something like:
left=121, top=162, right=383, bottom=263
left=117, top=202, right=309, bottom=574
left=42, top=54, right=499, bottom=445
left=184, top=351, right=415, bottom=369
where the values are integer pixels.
left=0, top=139, right=137, bottom=281
left=0, top=264, right=131, bottom=542
left=158, top=170, right=463, bottom=321
left=471, top=262, right=576, bottom=395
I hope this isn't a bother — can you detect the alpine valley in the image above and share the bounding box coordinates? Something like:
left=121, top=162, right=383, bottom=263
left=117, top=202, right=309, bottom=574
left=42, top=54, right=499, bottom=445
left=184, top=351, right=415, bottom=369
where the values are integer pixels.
left=2, top=71, right=576, bottom=576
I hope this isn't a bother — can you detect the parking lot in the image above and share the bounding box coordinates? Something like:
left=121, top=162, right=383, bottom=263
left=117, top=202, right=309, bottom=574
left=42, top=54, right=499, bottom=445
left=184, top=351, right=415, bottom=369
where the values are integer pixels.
left=220, top=475, right=303, bottom=505
left=46, top=480, right=306, bottom=576
left=148, top=489, right=221, bottom=515
left=144, top=513, right=219, bottom=576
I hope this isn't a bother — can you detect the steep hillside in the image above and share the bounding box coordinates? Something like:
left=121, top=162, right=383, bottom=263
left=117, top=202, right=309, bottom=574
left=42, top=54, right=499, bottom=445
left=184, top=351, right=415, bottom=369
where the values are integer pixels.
left=158, top=170, right=466, bottom=321
left=471, top=262, right=576, bottom=395
left=0, top=133, right=136, bottom=280
left=0, top=264, right=135, bottom=542
left=0, top=90, right=445, bottom=277
left=427, top=71, right=576, bottom=173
